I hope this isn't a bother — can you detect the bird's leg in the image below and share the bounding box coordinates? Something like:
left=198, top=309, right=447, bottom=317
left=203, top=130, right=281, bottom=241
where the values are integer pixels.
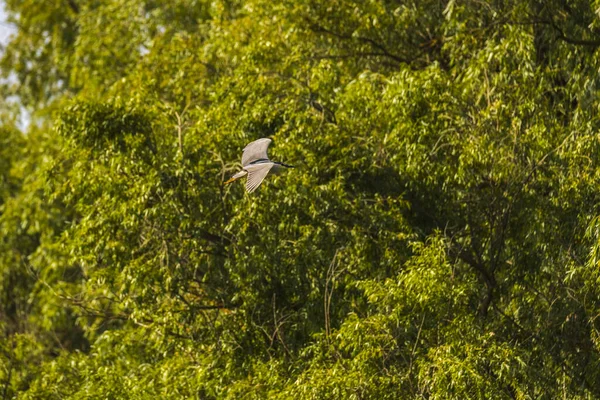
left=224, top=170, right=247, bottom=185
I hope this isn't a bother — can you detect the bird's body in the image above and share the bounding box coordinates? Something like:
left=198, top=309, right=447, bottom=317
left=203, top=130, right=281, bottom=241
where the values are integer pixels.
left=224, top=138, right=293, bottom=193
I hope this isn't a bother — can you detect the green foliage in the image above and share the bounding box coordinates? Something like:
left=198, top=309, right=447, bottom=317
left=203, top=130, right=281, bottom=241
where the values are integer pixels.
left=1, top=0, right=600, bottom=398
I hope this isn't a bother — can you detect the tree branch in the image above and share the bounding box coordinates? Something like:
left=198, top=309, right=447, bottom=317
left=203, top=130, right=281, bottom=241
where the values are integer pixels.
left=305, top=19, right=408, bottom=64
left=66, top=0, right=79, bottom=14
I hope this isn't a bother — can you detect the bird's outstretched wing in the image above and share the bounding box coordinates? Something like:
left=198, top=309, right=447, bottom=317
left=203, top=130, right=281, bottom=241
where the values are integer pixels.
left=245, top=162, right=273, bottom=193
left=241, top=138, right=272, bottom=166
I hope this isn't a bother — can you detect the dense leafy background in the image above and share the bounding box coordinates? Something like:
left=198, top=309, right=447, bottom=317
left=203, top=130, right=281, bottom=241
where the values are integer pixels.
left=1, top=0, right=600, bottom=398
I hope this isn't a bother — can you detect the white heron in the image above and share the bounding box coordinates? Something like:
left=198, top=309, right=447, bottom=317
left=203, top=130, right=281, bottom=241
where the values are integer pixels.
left=224, top=138, right=294, bottom=193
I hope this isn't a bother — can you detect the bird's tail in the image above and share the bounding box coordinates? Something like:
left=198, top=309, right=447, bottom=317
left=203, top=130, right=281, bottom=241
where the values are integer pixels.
left=224, top=170, right=247, bottom=185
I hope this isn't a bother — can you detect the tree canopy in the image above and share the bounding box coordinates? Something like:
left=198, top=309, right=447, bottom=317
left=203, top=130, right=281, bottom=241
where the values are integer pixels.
left=1, top=0, right=600, bottom=398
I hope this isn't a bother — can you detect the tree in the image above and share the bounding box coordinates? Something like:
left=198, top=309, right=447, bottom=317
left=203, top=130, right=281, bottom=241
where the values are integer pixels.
left=1, top=0, right=600, bottom=398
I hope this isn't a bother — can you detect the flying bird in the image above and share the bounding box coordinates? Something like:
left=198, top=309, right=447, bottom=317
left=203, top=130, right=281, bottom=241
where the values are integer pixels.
left=224, top=138, right=294, bottom=193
